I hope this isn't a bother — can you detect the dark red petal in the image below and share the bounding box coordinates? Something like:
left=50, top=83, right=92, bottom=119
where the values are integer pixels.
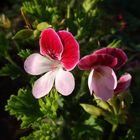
left=39, top=28, right=63, bottom=60
left=58, top=31, right=80, bottom=71
left=78, top=54, right=117, bottom=70
left=94, top=47, right=127, bottom=69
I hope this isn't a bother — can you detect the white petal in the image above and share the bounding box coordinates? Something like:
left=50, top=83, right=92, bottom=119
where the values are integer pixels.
left=32, top=71, right=56, bottom=98
left=24, top=53, right=56, bottom=75
left=88, top=70, right=94, bottom=95
left=55, top=68, right=75, bottom=96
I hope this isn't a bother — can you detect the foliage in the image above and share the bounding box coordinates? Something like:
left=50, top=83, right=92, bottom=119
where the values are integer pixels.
left=0, top=0, right=140, bottom=140
left=5, top=88, right=43, bottom=128
left=21, top=122, right=61, bottom=140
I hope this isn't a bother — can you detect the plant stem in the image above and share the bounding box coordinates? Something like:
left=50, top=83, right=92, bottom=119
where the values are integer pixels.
left=75, top=72, right=87, bottom=100
left=67, top=1, right=70, bottom=19
left=108, top=124, right=117, bottom=140
left=20, top=8, right=31, bottom=29
left=66, top=0, right=71, bottom=31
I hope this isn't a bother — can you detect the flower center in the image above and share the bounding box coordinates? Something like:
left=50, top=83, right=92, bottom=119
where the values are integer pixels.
left=45, top=55, right=62, bottom=71
left=50, top=60, right=62, bottom=70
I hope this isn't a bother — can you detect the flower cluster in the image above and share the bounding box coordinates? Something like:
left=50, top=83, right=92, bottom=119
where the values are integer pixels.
left=24, top=28, right=131, bottom=101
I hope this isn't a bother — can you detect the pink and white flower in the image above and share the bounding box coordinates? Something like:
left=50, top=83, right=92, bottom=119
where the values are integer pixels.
left=24, top=28, right=79, bottom=98
left=78, top=47, right=131, bottom=101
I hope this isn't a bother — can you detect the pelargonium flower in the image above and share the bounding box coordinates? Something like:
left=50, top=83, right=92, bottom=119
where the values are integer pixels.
left=78, top=47, right=130, bottom=101
left=24, top=28, right=79, bottom=98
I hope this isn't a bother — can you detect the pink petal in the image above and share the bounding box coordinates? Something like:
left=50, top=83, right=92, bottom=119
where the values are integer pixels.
left=55, top=68, right=75, bottom=96
left=94, top=47, right=127, bottom=69
left=32, top=71, right=56, bottom=98
left=24, top=53, right=56, bottom=75
left=78, top=54, right=117, bottom=70
left=115, top=73, right=132, bottom=94
left=88, top=66, right=117, bottom=101
left=57, top=31, right=80, bottom=71
left=39, top=28, right=63, bottom=60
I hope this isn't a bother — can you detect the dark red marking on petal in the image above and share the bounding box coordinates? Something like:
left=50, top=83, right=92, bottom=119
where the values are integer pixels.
left=39, top=28, right=63, bottom=60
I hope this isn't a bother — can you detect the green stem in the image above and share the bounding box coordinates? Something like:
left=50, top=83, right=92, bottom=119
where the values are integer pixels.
left=75, top=72, right=87, bottom=100
left=108, top=124, right=117, bottom=140
left=66, top=1, right=71, bottom=31
left=109, top=97, right=118, bottom=115
left=20, top=8, right=31, bottom=29
left=67, top=1, right=70, bottom=19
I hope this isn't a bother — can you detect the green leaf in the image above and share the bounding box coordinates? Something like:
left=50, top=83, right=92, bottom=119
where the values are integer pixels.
left=39, top=89, right=59, bottom=119
left=83, top=0, right=99, bottom=12
left=12, top=29, right=33, bottom=40
left=80, top=103, right=105, bottom=117
left=18, top=49, right=32, bottom=59
left=71, top=115, right=103, bottom=140
left=0, top=64, right=21, bottom=80
left=107, top=40, right=121, bottom=48
left=84, top=116, right=103, bottom=132
left=95, top=99, right=113, bottom=112
left=5, top=88, right=43, bottom=128
left=21, top=122, right=61, bottom=140
left=37, top=22, right=51, bottom=31
left=33, top=29, right=40, bottom=39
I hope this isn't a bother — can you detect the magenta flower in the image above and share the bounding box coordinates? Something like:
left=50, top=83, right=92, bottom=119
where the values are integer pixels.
left=78, top=47, right=128, bottom=101
left=24, top=28, right=79, bottom=98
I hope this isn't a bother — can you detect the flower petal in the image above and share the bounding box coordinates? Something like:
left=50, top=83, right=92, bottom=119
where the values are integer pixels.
left=78, top=54, right=117, bottom=70
left=89, top=66, right=117, bottom=101
left=94, top=47, right=127, bottom=69
left=39, top=28, right=63, bottom=60
left=55, top=68, right=75, bottom=96
left=88, top=70, right=94, bottom=95
left=58, top=31, right=80, bottom=71
left=115, top=73, right=132, bottom=94
left=24, top=53, right=58, bottom=75
left=32, top=71, right=56, bottom=98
